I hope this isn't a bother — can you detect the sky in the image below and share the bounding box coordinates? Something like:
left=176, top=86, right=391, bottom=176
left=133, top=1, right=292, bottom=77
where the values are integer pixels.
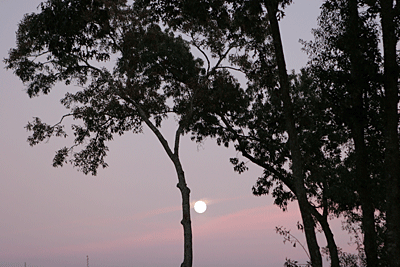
left=0, top=1, right=356, bottom=267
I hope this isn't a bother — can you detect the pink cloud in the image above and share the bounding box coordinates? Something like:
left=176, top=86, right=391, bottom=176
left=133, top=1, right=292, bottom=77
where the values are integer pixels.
left=39, top=204, right=304, bottom=263
left=194, top=205, right=302, bottom=238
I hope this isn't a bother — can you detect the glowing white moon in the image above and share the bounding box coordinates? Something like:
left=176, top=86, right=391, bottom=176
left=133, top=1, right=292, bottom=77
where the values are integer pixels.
left=194, top=201, right=207, bottom=213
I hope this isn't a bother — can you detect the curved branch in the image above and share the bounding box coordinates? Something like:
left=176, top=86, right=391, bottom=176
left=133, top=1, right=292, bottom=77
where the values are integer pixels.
left=120, top=94, right=175, bottom=160
left=276, top=226, right=311, bottom=260
left=30, top=50, right=51, bottom=61
left=174, top=87, right=197, bottom=157
left=219, top=114, right=295, bottom=192
left=211, top=44, right=235, bottom=74
left=215, top=65, right=244, bottom=73
left=191, top=34, right=211, bottom=74
left=54, top=113, right=75, bottom=127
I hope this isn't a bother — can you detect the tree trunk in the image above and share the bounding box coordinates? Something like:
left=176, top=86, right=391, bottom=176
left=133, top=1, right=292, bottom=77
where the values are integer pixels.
left=174, top=159, right=193, bottom=267
left=350, top=95, right=378, bottom=267
left=320, top=218, right=340, bottom=267
left=349, top=84, right=377, bottom=267
left=309, top=203, right=340, bottom=267
left=347, top=1, right=379, bottom=265
left=380, top=1, right=400, bottom=266
left=265, top=2, right=322, bottom=266
left=347, top=1, right=381, bottom=265
left=135, top=104, right=193, bottom=267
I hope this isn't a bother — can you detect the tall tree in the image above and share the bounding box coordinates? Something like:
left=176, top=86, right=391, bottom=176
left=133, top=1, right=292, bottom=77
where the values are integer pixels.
left=264, top=2, right=323, bottom=265
left=347, top=0, right=378, bottom=264
left=378, top=0, right=400, bottom=265
left=303, top=0, right=399, bottom=265
left=140, top=0, right=399, bottom=265
left=141, top=0, right=350, bottom=265
left=5, top=1, right=208, bottom=266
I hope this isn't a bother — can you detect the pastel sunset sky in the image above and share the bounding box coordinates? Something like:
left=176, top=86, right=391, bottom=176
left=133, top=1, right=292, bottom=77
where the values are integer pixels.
left=0, top=1, right=356, bottom=266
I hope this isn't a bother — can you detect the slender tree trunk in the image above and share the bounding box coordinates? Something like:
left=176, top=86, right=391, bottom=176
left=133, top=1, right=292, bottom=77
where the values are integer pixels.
left=354, top=132, right=377, bottom=266
left=347, top=1, right=379, bottom=265
left=134, top=104, right=193, bottom=267
left=174, top=158, right=193, bottom=267
left=265, top=2, right=322, bottom=266
left=349, top=83, right=378, bottom=267
left=350, top=95, right=377, bottom=267
left=320, top=218, right=340, bottom=267
left=309, top=203, right=340, bottom=267
left=380, top=1, right=400, bottom=266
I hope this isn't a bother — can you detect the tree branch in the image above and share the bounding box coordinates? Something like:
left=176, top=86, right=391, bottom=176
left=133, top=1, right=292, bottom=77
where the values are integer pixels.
left=121, top=94, right=175, bottom=160
left=191, top=33, right=211, bottom=74
left=174, top=88, right=197, bottom=157
left=211, top=44, right=235, bottom=74
left=219, top=114, right=295, bottom=192
left=215, top=65, right=244, bottom=73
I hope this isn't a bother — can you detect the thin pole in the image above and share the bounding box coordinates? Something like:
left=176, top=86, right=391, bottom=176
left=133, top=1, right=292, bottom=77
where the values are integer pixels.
left=87, top=255, right=89, bottom=267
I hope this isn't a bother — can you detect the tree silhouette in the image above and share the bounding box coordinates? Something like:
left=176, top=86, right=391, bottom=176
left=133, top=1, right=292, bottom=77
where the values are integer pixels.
left=303, top=0, right=400, bottom=265
left=6, top=1, right=399, bottom=266
left=5, top=1, right=208, bottom=266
